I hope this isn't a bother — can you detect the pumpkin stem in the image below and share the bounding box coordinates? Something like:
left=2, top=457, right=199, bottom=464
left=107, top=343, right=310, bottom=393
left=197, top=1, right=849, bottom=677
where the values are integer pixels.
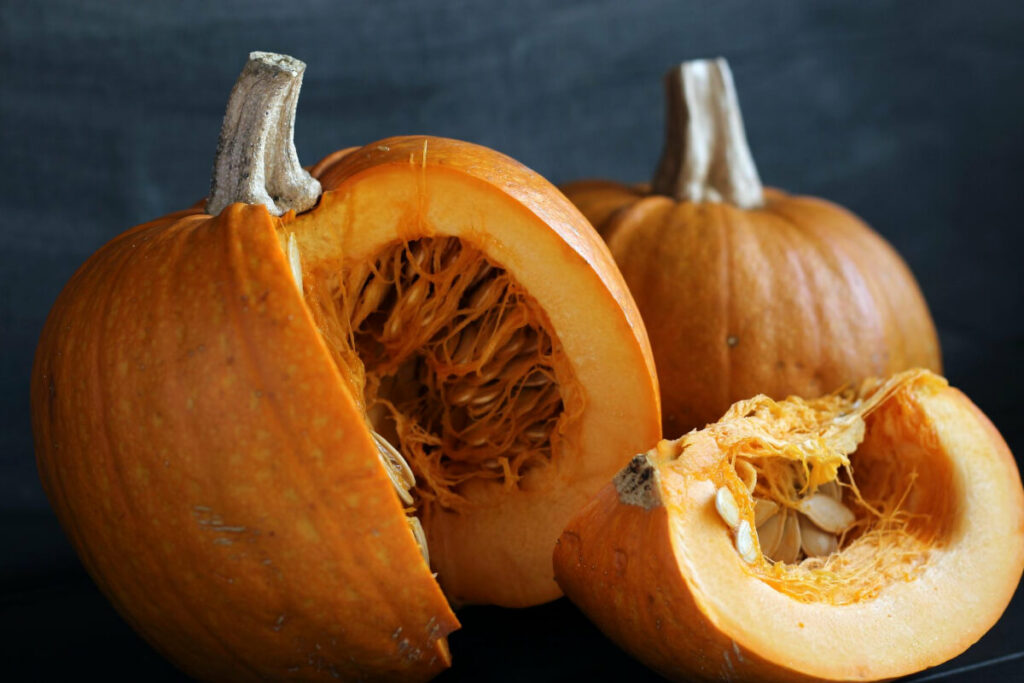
left=206, top=51, right=322, bottom=217
left=651, top=58, right=764, bottom=209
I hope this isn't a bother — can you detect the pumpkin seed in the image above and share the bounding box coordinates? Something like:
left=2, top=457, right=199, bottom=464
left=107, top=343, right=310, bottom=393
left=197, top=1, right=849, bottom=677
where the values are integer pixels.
left=521, top=369, right=549, bottom=388
left=819, top=480, right=842, bottom=501
left=470, top=381, right=504, bottom=406
left=735, top=520, right=758, bottom=564
left=351, top=274, right=392, bottom=329
left=523, top=423, right=549, bottom=443
left=402, top=277, right=429, bottom=309
left=495, top=330, right=526, bottom=361
left=468, top=276, right=505, bottom=310
left=715, top=486, right=741, bottom=530
left=756, top=509, right=785, bottom=558
left=753, top=498, right=779, bottom=526
left=336, top=237, right=568, bottom=503
left=371, top=430, right=415, bottom=505
left=407, top=515, right=430, bottom=566
left=798, top=514, right=838, bottom=557
left=774, top=512, right=802, bottom=564
left=452, top=322, right=482, bottom=364
left=448, top=382, right=476, bottom=407
left=798, top=493, right=855, bottom=534
left=735, top=459, right=757, bottom=493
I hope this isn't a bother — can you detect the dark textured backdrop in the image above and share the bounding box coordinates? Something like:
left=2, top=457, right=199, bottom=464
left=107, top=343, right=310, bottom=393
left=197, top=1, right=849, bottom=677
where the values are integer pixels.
left=1, top=0, right=1022, bottom=680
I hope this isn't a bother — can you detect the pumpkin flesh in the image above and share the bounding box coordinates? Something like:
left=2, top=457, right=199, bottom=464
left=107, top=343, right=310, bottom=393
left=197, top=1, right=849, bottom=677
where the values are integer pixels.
left=554, top=370, right=1024, bottom=681
left=293, top=137, right=661, bottom=605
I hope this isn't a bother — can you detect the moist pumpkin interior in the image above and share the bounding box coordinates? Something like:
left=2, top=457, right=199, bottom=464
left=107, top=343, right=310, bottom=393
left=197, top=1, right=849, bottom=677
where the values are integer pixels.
left=693, top=370, right=957, bottom=605
left=297, top=234, right=583, bottom=547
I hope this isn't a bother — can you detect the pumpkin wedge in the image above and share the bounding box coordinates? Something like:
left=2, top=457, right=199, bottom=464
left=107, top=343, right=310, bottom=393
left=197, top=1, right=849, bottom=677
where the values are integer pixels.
left=554, top=369, right=1024, bottom=682
left=31, top=52, right=660, bottom=680
left=561, top=58, right=941, bottom=437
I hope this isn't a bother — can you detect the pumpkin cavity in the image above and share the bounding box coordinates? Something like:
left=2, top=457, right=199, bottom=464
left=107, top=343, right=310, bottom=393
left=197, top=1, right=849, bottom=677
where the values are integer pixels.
left=301, top=235, right=583, bottom=522
left=689, top=369, right=957, bottom=605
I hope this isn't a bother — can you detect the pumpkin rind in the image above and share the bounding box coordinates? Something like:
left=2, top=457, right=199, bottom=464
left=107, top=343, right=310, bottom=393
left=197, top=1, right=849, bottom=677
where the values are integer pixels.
left=553, top=371, right=1024, bottom=681
left=32, top=204, right=457, bottom=681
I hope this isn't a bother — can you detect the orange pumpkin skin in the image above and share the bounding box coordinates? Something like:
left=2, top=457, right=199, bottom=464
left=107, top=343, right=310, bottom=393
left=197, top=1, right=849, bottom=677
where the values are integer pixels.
left=32, top=134, right=661, bottom=677
left=554, top=371, right=1024, bottom=682
left=563, top=184, right=941, bottom=436
left=32, top=203, right=458, bottom=681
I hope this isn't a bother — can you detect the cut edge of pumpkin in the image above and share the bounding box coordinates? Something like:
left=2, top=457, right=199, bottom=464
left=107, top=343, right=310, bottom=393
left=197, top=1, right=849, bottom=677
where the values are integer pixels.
left=276, top=140, right=660, bottom=606
left=597, top=368, right=1024, bottom=680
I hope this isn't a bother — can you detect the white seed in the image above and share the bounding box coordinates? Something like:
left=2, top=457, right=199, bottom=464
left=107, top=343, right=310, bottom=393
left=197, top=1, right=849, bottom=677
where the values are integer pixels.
left=448, top=382, right=476, bottom=406
left=351, top=275, right=392, bottom=329
left=468, top=277, right=504, bottom=309
left=407, top=516, right=430, bottom=567
left=470, top=382, right=503, bottom=406
left=371, top=431, right=415, bottom=505
left=452, top=322, right=481, bottom=363
left=495, top=331, right=526, bottom=361
left=757, top=510, right=785, bottom=558
left=753, top=498, right=779, bottom=527
left=735, top=459, right=757, bottom=493
left=774, top=511, right=803, bottom=564
left=819, top=480, right=842, bottom=501
left=523, top=423, right=549, bottom=443
left=522, top=369, right=549, bottom=388
left=798, top=493, right=856, bottom=534
left=402, top=277, right=429, bottom=309
left=798, top=514, right=838, bottom=558
left=735, top=520, right=757, bottom=564
left=287, top=233, right=302, bottom=293
left=715, top=487, right=741, bottom=530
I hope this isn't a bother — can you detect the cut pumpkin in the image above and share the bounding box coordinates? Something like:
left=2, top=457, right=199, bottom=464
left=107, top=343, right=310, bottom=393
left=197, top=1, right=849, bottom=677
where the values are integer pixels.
left=31, top=52, right=660, bottom=680
left=554, top=369, right=1024, bottom=681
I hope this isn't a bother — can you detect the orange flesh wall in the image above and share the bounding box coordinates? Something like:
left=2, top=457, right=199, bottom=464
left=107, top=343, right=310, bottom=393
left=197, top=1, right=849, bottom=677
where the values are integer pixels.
left=287, top=136, right=660, bottom=606
left=554, top=370, right=1024, bottom=681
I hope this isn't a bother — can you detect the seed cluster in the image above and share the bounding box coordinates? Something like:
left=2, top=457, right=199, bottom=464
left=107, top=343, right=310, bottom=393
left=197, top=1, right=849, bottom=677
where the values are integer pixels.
left=341, top=237, right=568, bottom=510
left=716, top=469, right=856, bottom=565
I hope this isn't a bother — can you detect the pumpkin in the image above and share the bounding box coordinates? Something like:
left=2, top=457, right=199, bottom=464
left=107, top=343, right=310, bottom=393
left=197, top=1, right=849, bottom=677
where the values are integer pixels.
left=31, top=52, right=660, bottom=680
left=561, top=58, right=941, bottom=436
left=554, top=369, right=1024, bottom=681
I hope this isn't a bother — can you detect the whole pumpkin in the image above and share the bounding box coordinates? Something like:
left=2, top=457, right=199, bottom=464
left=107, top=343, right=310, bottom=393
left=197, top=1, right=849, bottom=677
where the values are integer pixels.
left=31, top=52, right=660, bottom=680
left=555, top=369, right=1024, bottom=681
left=561, top=58, right=941, bottom=436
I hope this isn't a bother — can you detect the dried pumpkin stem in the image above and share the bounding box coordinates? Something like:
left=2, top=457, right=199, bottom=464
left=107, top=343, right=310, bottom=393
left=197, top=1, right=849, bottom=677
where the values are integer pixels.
left=207, top=51, right=321, bottom=216
left=651, top=58, right=764, bottom=209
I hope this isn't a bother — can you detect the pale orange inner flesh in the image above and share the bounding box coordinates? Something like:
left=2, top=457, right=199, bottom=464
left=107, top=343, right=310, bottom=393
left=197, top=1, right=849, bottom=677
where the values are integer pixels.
left=303, top=236, right=583, bottom=513
left=704, top=371, right=957, bottom=604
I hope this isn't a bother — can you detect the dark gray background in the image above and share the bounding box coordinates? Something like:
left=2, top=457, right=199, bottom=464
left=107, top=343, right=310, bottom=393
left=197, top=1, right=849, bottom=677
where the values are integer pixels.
left=1, top=0, right=1022, bottom=680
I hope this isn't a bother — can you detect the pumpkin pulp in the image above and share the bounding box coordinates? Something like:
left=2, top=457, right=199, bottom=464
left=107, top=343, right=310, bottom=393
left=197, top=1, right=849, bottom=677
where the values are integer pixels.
left=680, top=370, right=958, bottom=604
left=280, top=136, right=660, bottom=606
left=555, top=369, right=1024, bottom=681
